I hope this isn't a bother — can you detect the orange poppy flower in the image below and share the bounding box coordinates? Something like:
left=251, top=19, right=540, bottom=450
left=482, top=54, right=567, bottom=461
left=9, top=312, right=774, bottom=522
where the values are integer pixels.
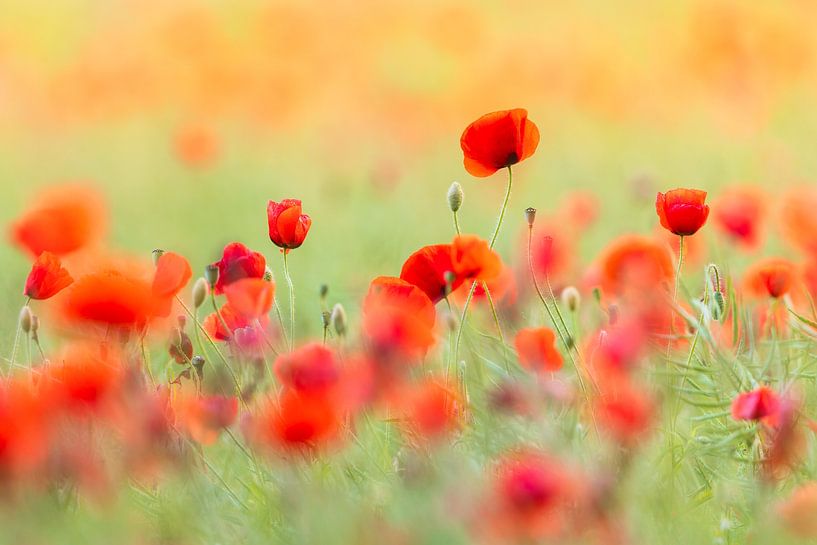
left=252, top=390, right=341, bottom=453
left=47, top=342, right=124, bottom=416
left=362, top=276, right=436, bottom=358
left=778, top=483, right=817, bottom=538
left=9, top=184, right=106, bottom=257
left=655, top=188, right=709, bottom=236
left=597, top=235, right=674, bottom=298
left=451, top=264, right=517, bottom=309
left=273, top=342, right=340, bottom=395
left=177, top=394, right=238, bottom=446
left=397, top=378, right=461, bottom=444
left=712, top=186, right=765, bottom=249
left=211, top=242, right=266, bottom=294
left=780, top=187, right=817, bottom=256
left=62, top=268, right=158, bottom=327
left=0, top=377, right=53, bottom=480
left=514, top=327, right=563, bottom=373
left=744, top=257, right=795, bottom=299
left=460, top=109, right=539, bottom=177
left=451, top=234, right=502, bottom=282
left=224, top=277, right=275, bottom=318
left=152, top=251, right=192, bottom=299
left=399, top=244, right=459, bottom=304
left=24, top=251, right=73, bottom=300
left=267, top=199, right=312, bottom=251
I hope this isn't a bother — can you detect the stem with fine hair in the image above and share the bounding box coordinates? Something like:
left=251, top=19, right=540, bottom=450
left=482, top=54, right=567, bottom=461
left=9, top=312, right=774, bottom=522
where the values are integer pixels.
left=7, top=297, right=31, bottom=376
left=453, top=166, right=513, bottom=366
left=282, top=251, right=295, bottom=351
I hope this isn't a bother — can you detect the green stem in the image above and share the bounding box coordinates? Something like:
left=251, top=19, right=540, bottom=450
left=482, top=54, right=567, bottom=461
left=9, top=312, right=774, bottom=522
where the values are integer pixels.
left=8, top=297, right=30, bottom=376
left=452, top=210, right=462, bottom=236
left=282, top=251, right=295, bottom=351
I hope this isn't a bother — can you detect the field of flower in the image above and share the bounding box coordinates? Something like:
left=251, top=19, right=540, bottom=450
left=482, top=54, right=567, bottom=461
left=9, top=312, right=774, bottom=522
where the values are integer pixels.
left=5, top=1, right=817, bottom=544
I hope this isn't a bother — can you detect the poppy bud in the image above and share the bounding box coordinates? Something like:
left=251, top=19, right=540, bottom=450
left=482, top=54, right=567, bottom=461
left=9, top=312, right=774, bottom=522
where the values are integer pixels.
left=320, top=284, right=329, bottom=300
left=30, top=315, right=40, bottom=335
left=191, top=355, right=205, bottom=379
left=447, top=182, right=464, bottom=212
left=525, top=207, right=536, bottom=227
left=192, top=277, right=209, bottom=309
left=331, top=303, right=347, bottom=336
left=19, top=306, right=32, bottom=334
left=321, top=310, right=331, bottom=329
left=264, top=267, right=274, bottom=282
left=712, top=290, right=726, bottom=320
left=561, top=286, right=581, bottom=312
left=177, top=315, right=187, bottom=328
left=152, top=249, right=165, bottom=267
left=267, top=199, right=311, bottom=250
left=204, top=264, right=219, bottom=288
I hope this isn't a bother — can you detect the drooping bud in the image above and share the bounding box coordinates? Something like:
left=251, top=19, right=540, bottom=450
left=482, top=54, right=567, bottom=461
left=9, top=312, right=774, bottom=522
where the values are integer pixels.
left=712, top=291, right=726, bottom=321
left=561, top=286, right=581, bottom=313
left=152, top=249, right=165, bottom=267
left=192, top=277, right=209, bottom=309
left=204, top=264, right=219, bottom=288
left=525, top=207, right=537, bottom=227
left=447, top=182, right=464, bottom=212
left=19, top=306, right=32, bottom=334
left=331, top=303, right=347, bottom=336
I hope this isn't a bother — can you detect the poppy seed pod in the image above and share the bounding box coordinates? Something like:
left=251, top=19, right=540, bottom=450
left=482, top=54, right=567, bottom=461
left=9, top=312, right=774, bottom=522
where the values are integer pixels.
left=525, top=207, right=536, bottom=227
left=447, top=182, right=464, bottom=212
left=192, top=277, right=209, bottom=309
left=19, top=306, right=32, bottom=334
left=561, top=286, right=581, bottom=312
left=204, top=264, right=219, bottom=288
left=152, top=249, right=165, bottom=267
left=331, top=303, right=347, bottom=336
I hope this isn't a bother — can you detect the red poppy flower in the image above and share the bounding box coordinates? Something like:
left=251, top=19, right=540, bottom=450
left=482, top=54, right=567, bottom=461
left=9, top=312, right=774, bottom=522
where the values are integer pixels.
left=451, top=264, right=517, bottom=308
left=594, top=381, right=654, bottom=446
left=731, top=386, right=780, bottom=423
left=177, top=394, right=238, bottom=445
left=24, top=251, right=73, bottom=300
left=514, top=327, right=563, bottom=373
left=47, top=342, right=123, bottom=415
left=267, top=199, right=312, bottom=250
left=224, top=277, right=274, bottom=318
left=400, top=244, right=460, bottom=304
left=712, top=186, right=765, bottom=249
left=9, top=184, right=106, bottom=257
left=274, top=342, right=339, bottom=395
left=362, top=277, right=436, bottom=359
left=451, top=234, right=502, bottom=282
left=744, top=258, right=795, bottom=299
left=460, top=109, right=540, bottom=177
left=0, top=378, right=53, bottom=479
left=597, top=235, right=674, bottom=298
left=655, top=188, right=710, bottom=236
left=397, top=378, right=461, bottom=444
left=152, top=252, right=192, bottom=298
left=62, top=268, right=158, bottom=327
left=211, top=242, right=266, bottom=294
left=252, top=390, right=341, bottom=452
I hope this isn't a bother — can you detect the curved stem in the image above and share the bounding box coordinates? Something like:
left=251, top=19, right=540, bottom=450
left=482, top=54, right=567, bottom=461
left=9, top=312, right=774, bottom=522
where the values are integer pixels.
left=282, top=251, right=295, bottom=351
left=453, top=167, right=513, bottom=367
left=452, top=210, right=462, bottom=236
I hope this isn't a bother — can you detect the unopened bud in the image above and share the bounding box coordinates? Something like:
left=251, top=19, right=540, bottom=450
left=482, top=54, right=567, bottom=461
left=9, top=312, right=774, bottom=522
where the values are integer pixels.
left=30, top=315, right=40, bottom=335
left=447, top=182, right=464, bottom=212
left=191, top=355, right=205, bottom=380
left=712, top=291, right=726, bottom=320
left=321, top=310, right=331, bottom=329
left=331, top=304, right=347, bottom=336
left=192, top=277, right=209, bottom=309
left=561, top=286, right=581, bottom=313
left=263, top=267, right=274, bottom=282
left=204, top=264, right=219, bottom=288
left=152, top=249, right=165, bottom=267
left=525, top=207, right=536, bottom=227
left=19, top=306, right=32, bottom=334
left=320, top=284, right=329, bottom=300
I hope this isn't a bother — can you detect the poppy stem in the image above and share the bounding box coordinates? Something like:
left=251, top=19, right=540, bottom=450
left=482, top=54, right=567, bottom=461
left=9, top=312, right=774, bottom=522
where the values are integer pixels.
left=7, top=297, right=30, bottom=377
left=483, top=281, right=510, bottom=372
left=282, top=251, right=295, bottom=351
left=452, top=167, right=513, bottom=369
left=452, top=210, right=462, bottom=236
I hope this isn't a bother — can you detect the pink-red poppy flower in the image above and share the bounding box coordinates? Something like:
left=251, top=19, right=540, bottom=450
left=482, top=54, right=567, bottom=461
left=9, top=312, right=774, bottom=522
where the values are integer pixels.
left=24, top=251, right=73, bottom=300
left=460, top=109, right=539, bottom=177
left=211, top=242, right=266, bottom=294
left=273, top=343, right=340, bottom=395
left=655, top=188, right=710, bottom=236
left=712, top=186, right=765, bottom=249
left=267, top=199, right=312, bottom=250
left=514, top=327, right=563, bottom=373
left=203, top=302, right=268, bottom=342
left=731, top=386, right=780, bottom=424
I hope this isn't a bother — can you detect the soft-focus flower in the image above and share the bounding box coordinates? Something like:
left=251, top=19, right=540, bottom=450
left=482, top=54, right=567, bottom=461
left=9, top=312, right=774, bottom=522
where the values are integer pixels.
left=0, top=378, right=52, bottom=481
left=596, top=235, right=674, bottom=298
left=778, top=482, right=817, bottom=538
left=362, top=276, right=436, bottom=359
left=744, top=258, right=795, bottom=299
left=780, top=187, right=817, bottom=256
left=594, top=381, right=654, bottom=446
left=397, top=378, right=461, bottom=444
left=62, top=268, right=158, bottom=327
left=251, top=391, right=341, bottom=453
left=712, top=186, right=765, bottom=248
left=274, top=343, right=340, bottom=395
left=152, top=251, right=192, bottom=299
left=203, top=302, right=268, bottom=342
left=267, top=199, right=312, bottom=250
left=9, top=184, right=106, bottom=257
left=177, top=395, right=238, bottom=445
left=655, top=188, right=709, bottom=236
left=460, top=109, right=539, bottom=177
left=211, top=242, right=266, bottom=294
left=24, top=251, right=73, bottom=300
left=451, top=234, right=502, bottom=282
left=731, top=386, right=780, bottom=424
left=174, top=123, right=219, bottom=169
left=46, top=342, right=124, bottom=416
left=514, top=327, right=563, bottom=373
left=400, top=244, right=459, bottom=304
left=224, top=277, right=274, bottom=318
